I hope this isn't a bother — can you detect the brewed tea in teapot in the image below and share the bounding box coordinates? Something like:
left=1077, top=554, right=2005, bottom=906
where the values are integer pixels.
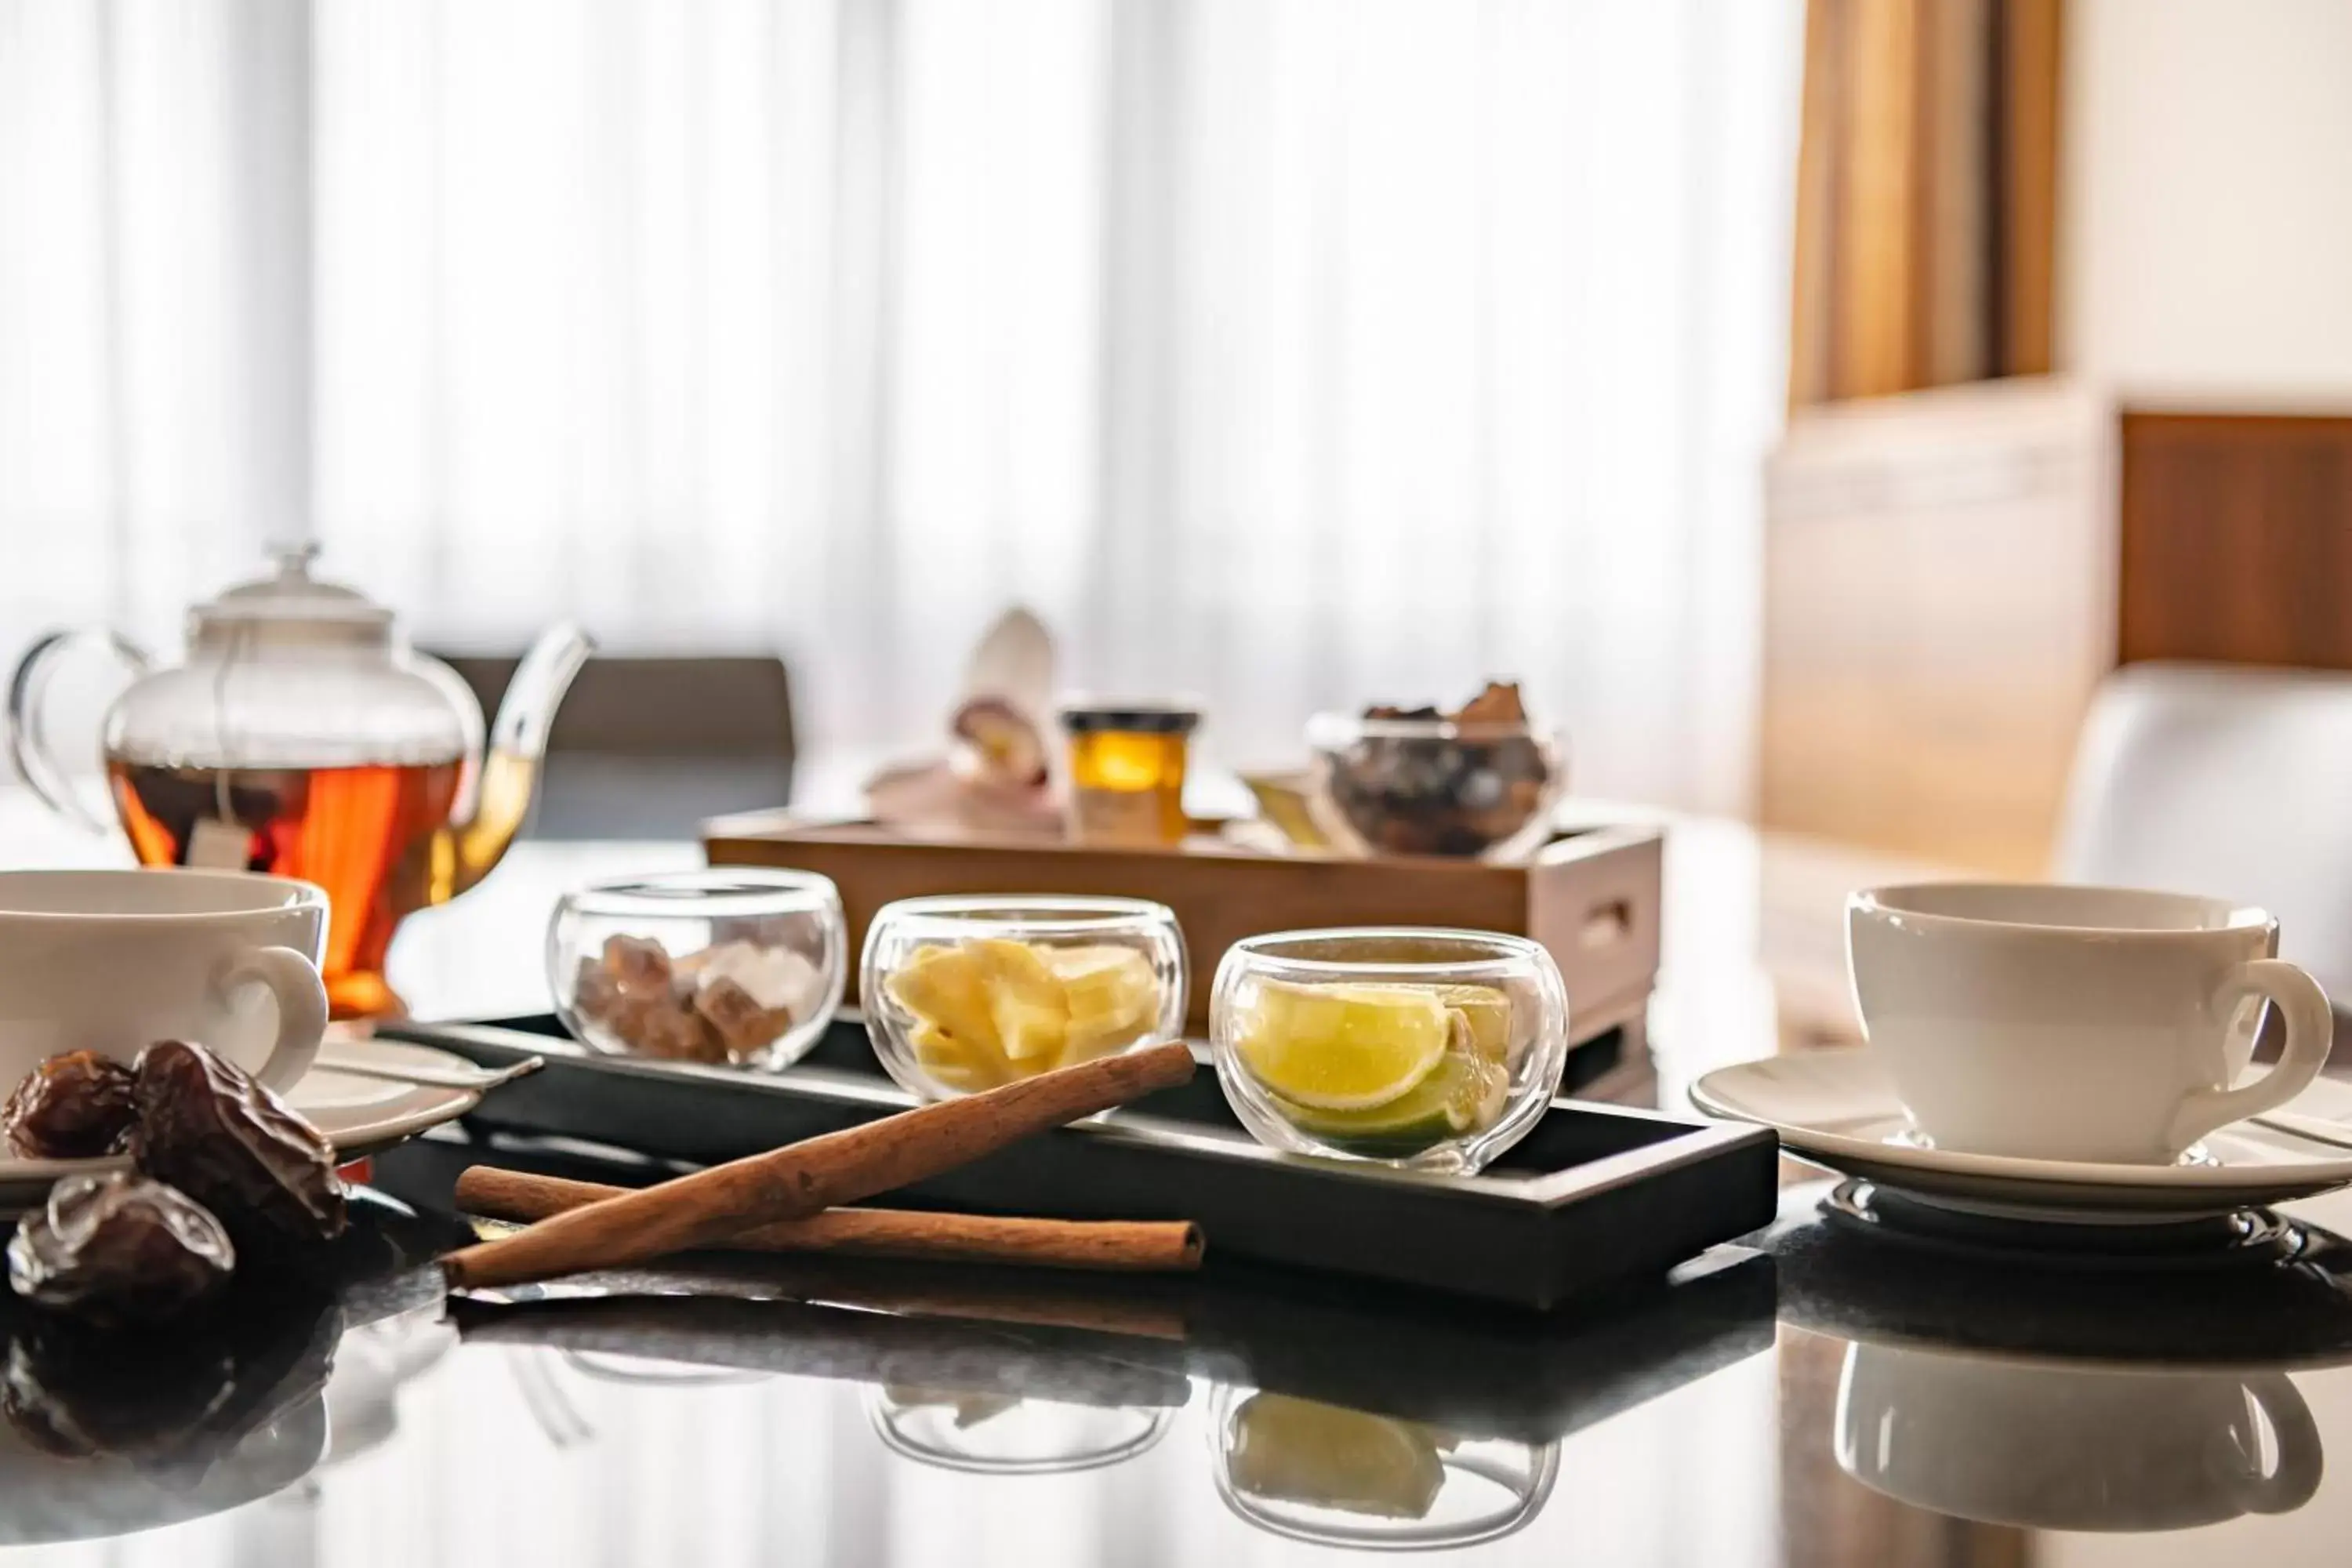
left=8, top=544, right=591, bottom=1018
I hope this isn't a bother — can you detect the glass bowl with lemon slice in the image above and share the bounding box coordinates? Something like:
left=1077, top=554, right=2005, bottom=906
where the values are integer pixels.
left=862, top=895, right=1187, bottom=1101
left=1210, top=927, right=1568, bottom=1174
left=1210, top=1387, right=1560, bottom=1550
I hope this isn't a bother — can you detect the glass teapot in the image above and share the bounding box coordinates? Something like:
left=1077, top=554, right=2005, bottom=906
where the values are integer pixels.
left=5, top=543, right=593, bottom=1018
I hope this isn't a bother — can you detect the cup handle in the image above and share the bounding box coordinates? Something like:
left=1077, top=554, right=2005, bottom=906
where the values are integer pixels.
left=214, top=946, right=328, bottom=1094
left=2234, top=1373, right=2323, bottom=1513
left=2168, top=959, right=2334, bottom=1151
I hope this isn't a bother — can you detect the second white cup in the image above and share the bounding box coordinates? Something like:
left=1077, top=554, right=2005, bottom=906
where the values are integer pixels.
left=1847, top=882, right=2331, bottom=1164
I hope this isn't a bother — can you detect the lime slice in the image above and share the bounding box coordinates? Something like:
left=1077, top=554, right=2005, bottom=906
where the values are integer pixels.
left=1226, top=1392, right=1445, bottom=1519
left=1231, top=982, right=1450, bottom=1111
left=1273, top=1045, right=1507, bottom=1152
left=1434, top=983, right=1513, bottom=1065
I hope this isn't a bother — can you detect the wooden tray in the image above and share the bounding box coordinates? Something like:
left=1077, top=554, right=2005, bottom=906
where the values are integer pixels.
left=379, top=1013, right=1777, bottom=1312
left=702, top=814, right=1663, bottom=1053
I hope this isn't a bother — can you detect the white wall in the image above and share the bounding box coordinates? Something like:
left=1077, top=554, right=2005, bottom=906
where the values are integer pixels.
left=2062, top=0, right=2352, bottom=403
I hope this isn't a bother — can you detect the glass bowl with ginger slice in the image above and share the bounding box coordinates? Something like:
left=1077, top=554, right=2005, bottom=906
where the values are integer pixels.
left=860, top=895, right=1187, bottom=1102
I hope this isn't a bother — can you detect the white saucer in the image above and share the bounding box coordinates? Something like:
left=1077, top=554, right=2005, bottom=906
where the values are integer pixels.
left=1690, top=1048, right=2352, bottom=1221
left=0, top=1039, right=482, bottom=1208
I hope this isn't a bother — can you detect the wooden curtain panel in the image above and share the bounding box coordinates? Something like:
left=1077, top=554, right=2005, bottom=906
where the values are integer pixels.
left=1788, top=0, right=2061, bottom=405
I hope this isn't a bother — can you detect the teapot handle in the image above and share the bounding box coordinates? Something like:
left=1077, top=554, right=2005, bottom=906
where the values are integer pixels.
left=6, top=628, right=151, bottom=833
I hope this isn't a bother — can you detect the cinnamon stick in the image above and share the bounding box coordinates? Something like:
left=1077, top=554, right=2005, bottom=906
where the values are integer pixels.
left=449, top=1294, right=1193, bottom=1410
left=440, top=1040, right=1197, bottom=1291
left=455, top=1167, right=1203, bottom=1274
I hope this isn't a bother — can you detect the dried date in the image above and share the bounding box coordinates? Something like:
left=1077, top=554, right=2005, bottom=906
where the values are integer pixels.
left=6, top=1172, right=234, bottom=1329
left=131, top=1040, right=346, bottom=1256
left=4, top=1051, right=139, bottom=1160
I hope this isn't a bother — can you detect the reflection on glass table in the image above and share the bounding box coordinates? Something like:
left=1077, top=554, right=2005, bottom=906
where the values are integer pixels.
left=0, top=1189, right=466, bottom=1546
left=320, top=1301, right=459, bottom=1465
left=868, top=1384, right=1174, bottom=1475
left=1764, top=1175, right=2352, bottom=1537
left=0, top=1314, right=332, bottom=1548
left=1835, top=1341, right=2321, bottom=1532
left=1208, top=1385, right=1559, bottom=1551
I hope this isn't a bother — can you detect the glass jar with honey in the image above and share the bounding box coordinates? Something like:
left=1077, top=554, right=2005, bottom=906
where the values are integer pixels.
left=1058, top=701, right=1201, bottom=846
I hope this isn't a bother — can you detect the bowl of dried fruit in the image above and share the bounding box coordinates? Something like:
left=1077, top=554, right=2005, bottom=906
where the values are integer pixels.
left=861, top=895, right=1185, bottom=1101
left=550, top=869, right=846, bottom=1070
left=1305, top=682, right=1566, bottom=859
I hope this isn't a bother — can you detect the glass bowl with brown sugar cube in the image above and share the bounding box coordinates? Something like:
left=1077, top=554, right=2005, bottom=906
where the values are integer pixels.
left=549, top=869, right=847, bottom=1070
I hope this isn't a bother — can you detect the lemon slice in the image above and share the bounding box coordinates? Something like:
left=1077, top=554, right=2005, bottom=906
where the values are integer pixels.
left=1433, top=984, right=1513, bottom=1066
left=1225, top=1393, right=1445, bottom=1519
left=1274, top=1046, right=1507, bottom=1152
left=1231, top=982, right=1450, bottom=1111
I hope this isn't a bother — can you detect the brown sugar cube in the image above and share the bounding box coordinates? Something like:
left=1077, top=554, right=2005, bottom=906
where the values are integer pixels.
left=622, top=994, right=727, bottom=1065
left=573, top=958, right=622, bottom=1022
left=601, top=993, right=659, bottom=1051
left=693, top=975, right=782, bottom=1062
left=601, top=933, right=674, bottom=996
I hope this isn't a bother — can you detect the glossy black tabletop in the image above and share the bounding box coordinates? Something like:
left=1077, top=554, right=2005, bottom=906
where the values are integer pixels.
left=2, top=1134, right=2347, bottom=1567
left=2, top=826, right=2349, bottom=1566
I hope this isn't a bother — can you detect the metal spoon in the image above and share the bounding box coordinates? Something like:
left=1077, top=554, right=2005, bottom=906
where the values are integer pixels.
left=311, top=1049, right=545, bottom=1093
left=2250, top=1109, right=2352, bottom=1155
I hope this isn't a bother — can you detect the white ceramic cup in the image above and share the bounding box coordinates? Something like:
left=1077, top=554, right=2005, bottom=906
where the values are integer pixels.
left=1847, top=883, right=2332, bottom=1163
left=0, top=869, right=328, bottom=1097
left=1835, top=1342, right=2321, bottom=1532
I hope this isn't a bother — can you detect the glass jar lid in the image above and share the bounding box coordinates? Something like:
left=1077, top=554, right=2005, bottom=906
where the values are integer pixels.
left=1058, top=698, right=1202, bottom=735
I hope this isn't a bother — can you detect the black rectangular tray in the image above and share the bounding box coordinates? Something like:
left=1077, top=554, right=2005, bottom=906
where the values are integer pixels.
left=380, top=1127, right=1777, bottom=1445
left=379, top=1013, right=1778, bottom=1311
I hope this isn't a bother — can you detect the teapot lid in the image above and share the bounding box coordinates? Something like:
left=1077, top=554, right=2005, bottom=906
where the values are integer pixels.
left=191, top=542, right=394, bottom=636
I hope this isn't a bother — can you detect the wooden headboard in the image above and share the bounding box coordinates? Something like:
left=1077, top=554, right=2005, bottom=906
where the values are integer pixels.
left=1763, top=387, right=2352, bottom=875
left=1760, top=379, right=2116, bottom=875
left=2118, top=412, right=2352, bottom=670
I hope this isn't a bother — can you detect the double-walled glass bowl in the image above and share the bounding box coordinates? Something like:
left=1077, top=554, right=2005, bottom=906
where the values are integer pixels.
left=1306, top=713, right=1568, bottom=859
left=862, top=895, right=1187, bottom=1100
left=549, top=869, right=847, bottom=1069
left=1210, top=927, right=1569, bottom=1174
left=1210, top=1385, right=1559, bottom=1551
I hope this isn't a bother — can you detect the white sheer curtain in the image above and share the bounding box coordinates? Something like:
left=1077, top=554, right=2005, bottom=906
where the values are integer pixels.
left=0, top=0, right=1800, bottom=813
